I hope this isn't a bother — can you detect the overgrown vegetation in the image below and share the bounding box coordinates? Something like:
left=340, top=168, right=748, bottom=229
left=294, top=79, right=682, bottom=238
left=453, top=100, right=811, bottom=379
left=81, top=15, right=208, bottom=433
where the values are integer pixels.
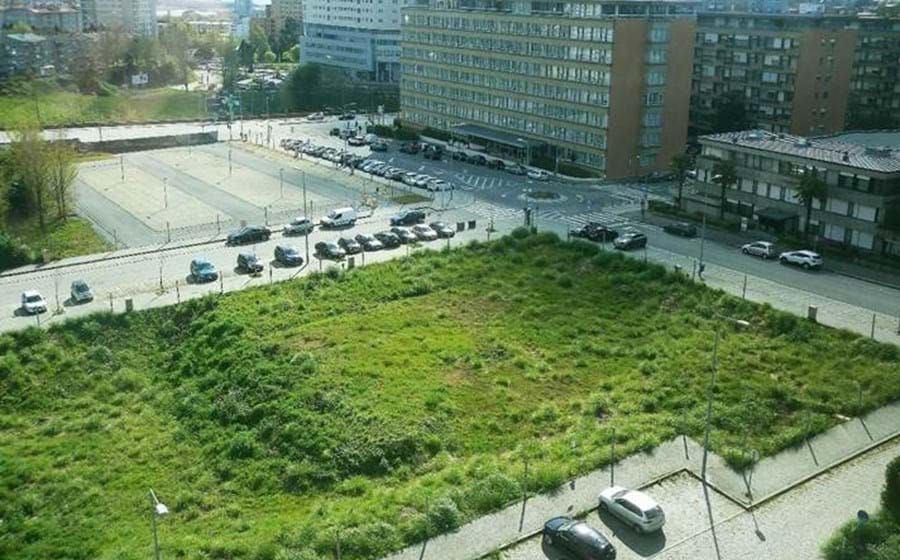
left=822, top=456, right=900, bottom=559
left=1, top=231, right=898, bottom=559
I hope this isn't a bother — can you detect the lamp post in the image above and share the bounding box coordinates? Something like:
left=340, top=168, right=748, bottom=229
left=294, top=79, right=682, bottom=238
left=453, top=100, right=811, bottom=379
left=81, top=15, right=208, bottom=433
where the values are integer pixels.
left=149, top=489, right=169, bottom=560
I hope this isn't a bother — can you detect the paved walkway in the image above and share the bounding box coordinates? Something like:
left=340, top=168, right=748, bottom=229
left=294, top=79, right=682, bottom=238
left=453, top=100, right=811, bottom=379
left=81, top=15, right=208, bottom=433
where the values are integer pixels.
left=383, top=401, right=900, bottom=560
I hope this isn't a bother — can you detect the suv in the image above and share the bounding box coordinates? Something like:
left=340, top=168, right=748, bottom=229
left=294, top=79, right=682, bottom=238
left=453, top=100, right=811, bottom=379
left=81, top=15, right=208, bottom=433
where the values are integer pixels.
left=284, top=216, right=314, bottom=236
left=741, top=241, right=777, bottom=259
left=662, top=221, right=698, bottom=238
left=315, top=240, right=346, bottom=260
left=274, top=245, right=304, bottom=266
left=237, top=253, right=264, bottom=273
left=613, top=231, right=648, bottom=251
left=190, top=258, right=219, bottom=282
left=227, top=225, right=271, bottom=245
left=779, top=250, right=823, bottom=270
left=571, top=223, right=618, bottom=243
left=390, top=209, right=426, bottom=226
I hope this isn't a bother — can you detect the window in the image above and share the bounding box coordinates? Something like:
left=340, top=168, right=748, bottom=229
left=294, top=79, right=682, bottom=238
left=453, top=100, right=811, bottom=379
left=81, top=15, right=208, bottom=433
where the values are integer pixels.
left=648, top=49, right=667, bottom=64
left=645, top=91, right=664, bottom=106
left=762, top=72, right=779, bottom=83
left=649, top=25, right=669, bottom=43
left=646, top=71, right=666, bottom=86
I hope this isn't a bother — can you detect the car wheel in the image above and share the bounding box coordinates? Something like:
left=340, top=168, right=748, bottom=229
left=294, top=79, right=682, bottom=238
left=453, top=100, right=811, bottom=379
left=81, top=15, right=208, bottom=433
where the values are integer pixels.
left=599, top=501, right=607, bottom=511
left=633, top=523, right=642, bottom=533
left=802, top=262, right=810, bottom=270
left=544, top=535, right=553, bottom=546
left=741, top=248, right=749, bottom=255
left=780, top=257, right=788, bottom=264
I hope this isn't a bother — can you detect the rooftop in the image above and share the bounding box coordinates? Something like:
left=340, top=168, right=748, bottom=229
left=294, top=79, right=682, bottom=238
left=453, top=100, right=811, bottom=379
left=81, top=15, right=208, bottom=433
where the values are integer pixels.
left=701, top=129, right=900, bottom=174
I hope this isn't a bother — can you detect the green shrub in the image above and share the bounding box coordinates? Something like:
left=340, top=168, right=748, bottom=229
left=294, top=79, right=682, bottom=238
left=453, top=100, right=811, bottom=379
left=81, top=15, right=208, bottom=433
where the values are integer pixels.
left=427, top=498, right=461, bottom=533
left=463, top=473, right=521, bottom=513
left=883, top=456, right=900, bottom=521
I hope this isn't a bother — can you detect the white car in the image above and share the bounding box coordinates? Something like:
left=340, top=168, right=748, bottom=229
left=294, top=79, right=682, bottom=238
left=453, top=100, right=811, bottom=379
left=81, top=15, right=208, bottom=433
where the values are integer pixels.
left=527, top=169, right=551, bottom=181
left=741, top=241, right=777, bottom=259
left=306, top=112, right=325, bottom=122
left=599, top=486, right=666, bottom=533
left=284, top=216, right=314, bottom=236
left=428, top=179, right=450, bottom=192
left=21, top=290, right=48, bottom=314
left=779, top=250, right=823, bottom=270
left=414, top=175, right=432, bottom=188
left=411, top=224, right=438, bottom=241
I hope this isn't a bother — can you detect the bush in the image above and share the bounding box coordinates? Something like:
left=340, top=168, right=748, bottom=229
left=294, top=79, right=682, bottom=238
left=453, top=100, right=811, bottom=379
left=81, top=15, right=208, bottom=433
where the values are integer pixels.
left=421, top=127, right=451, bottom=141
left=427, top=498, right=461, bottom=533
left=883, top=456, right=900, bottom=521
left=0, top=231, right=32, bottom=271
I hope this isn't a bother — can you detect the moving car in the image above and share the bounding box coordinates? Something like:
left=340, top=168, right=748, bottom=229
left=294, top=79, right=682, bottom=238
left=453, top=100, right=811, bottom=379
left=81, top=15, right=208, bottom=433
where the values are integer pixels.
left=274, top=245, right=304, bottom=266
left=741, top=241, right=777, bottom=259
left=70, top=280, right=94, bottom=303
left=613, top=231, right=648, bottom=251
left=21, top=290, right=47, bottom=314
left=399, top=142, right=421, bottom=154
left=570, top=223, right=618, bottom=243
left=468, top=154, right=487, bottom=165
left=411, top=224, right=438, bottom=241
left=315, top=240, right=346, bottom=260
left=779, top=250, right=823, bottom=270
left=374, top=231, right=402, bottom=248
left=348, top=136, right=367, bottom=147
left=599, top=486, right=666, bottom=533
left=236, top=252, right=264, bottom=273
left=390, top=226, right=418, bottom=244
left=337, top=236, right=362, bottom=254
left=527, top=169, right=551, bottom=181
left=542, top=517, right=616, bottom=560
left=662, top=221, right=698, bottom=238
left=429, top=221, right=456, bottom=238
left=284, top=216, right=314, bottom=236
left=305, top=112, right=324, bottom=122
left=227, top=225, right=271, bottom=245
left=423, top=145, right=443, bottom=160
left=338, top=112, right=356, bottom=120
left=320, top=207, right=358, bottom=228
left=486, top=158, right=506, bottom=170
left=190, top=258, right=218, bottom=282
left=354, top=233, right=383, bottom=251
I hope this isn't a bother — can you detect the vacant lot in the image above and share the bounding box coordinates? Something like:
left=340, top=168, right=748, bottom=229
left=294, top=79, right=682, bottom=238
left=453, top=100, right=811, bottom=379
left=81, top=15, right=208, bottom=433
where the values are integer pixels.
left=1, top=231, right=898, bottom=560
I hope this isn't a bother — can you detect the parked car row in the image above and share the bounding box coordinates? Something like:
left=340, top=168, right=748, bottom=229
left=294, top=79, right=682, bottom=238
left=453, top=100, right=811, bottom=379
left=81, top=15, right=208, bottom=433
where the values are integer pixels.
left=742, top=241, right=823, bottom=269
left=356, top=157, right=455, bottom=192
left=20, top=281, right=97, bottom=314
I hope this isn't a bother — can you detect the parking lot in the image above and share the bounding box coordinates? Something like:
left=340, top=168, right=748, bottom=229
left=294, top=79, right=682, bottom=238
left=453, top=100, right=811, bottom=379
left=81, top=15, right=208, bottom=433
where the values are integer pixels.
left=501, top=472, right=743, bottom=560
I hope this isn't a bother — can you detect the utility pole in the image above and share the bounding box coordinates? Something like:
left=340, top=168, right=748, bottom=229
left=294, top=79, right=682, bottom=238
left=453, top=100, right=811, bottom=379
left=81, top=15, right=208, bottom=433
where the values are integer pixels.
left=163, top=178, right=168, bottom=209
left=280, top=167, right=284, bottom=199
left=701, top=323, right=720, bottom=482
left=120, top=156, right=125, bottom=182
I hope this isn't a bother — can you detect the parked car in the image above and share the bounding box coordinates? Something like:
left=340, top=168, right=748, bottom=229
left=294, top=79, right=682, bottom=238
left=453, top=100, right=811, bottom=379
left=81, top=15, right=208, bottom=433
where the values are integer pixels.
left=779, top=250, right=823, bottom=270
left=190, top=258, right=219, bottom=282
left=21, top=290, right=47, bottom=314
left=411, top=224, right=438, bottom=241
left=315, top=240, right=346, bottom=260
left=741, top=241, right=777, bottom=259
left=339, top=129, right=354, bottom=140
left=468, top=154, right=487, bottom=165
left=542, top=517, right=616, bottom=560
left=374, top=231, right=402, bottom=248
left=338, top=112, right=356, bottom=121
left=337, top=236, right=362, bottom=254
left=613, top=231, right=648, bottom=251
left=399, top=142, right=421, bottom=154
left=329, top=127, right=341, bottom=136
left=227, top=225, right=271, bottom=245
left=391, top=209, right=426, bottom=226
left=599, top=486, right=666, bottom=533
left=284, top=216, right=314, bottom=236
left=486, top=159, right=506, bottom=170
left=370, top=140, right=389, bottom=152
left=70, top=280, right=94, bottom=303
left=428, top=179, right=451, bottom=192
left=236, top=252, right=264, bottom=273
left=274, top=245, right=304, bottom=266
left=402, top=172, right=419, bottom=186
left=527, top=169, right=551, bottom=181
left=320, top=207, right=358, bottom=228
left=390, top=226, right=418, bottom=244
left=662, top=221, right=698, bottom=238
left=429, top=221, right=456, bottom=238
left=306, top=112, right=324, bottom=122
left=506, top=164, right=527, bottom=176
left=354, top=233, right=383, bottom=251
left=348, top=136, right=367, bottom=147
left=423, top=145, right=443, bottom=160
left=570, top=223, right=618, bottom=243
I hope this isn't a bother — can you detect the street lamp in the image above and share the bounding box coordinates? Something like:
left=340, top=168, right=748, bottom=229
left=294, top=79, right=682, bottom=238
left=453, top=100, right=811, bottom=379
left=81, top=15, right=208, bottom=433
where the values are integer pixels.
left=149, top=489, right=169, bottom=560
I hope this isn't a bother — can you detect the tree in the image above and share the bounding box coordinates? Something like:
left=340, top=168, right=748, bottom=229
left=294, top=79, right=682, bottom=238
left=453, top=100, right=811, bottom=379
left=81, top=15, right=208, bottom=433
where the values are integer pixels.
left=10, top=21, right=32, bottom=34
left=670, top=153, right=693, bottom=209
left=0, top=149, right=12, bottom=225
left=71, top=40, right=104, bottom=94
left=237, top=40, right=255, bottom=70
left=263, top=50, right=277, bottom=64
left=885, top=455, right=900, bottom=521
left=282, top=63, right=323, bottom=111
left=288, top=45, right=300, bottom=63
left=795, top=168, right=828, bottom=238
left=45, top=141, right=78, bottom=221
left=712, top=90, right=750, bottom=134
left=275, top=16, right=301, bottom=55
left=711, top=159, right=737, bottom=220
left=9, top=128, right=50, bottom=231
left=249, top=20, right=271, bottom=60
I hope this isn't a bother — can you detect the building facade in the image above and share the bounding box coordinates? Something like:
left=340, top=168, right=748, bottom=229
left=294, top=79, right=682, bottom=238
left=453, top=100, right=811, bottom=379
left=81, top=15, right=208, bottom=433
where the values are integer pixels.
left=0, top=31, right=85, bottom=77
left=691, top=13, right=900, bottom=137
left=690, top=129, right=900, bottom=256
left=400, top=0, right=698, bottom=179
left=270, top=0, right=301, bottom=34
left=82, top=0, right=157, bottom=35
left=0, top=2, right=82, bottom=33
left=301, top=0, right=409, bottom=82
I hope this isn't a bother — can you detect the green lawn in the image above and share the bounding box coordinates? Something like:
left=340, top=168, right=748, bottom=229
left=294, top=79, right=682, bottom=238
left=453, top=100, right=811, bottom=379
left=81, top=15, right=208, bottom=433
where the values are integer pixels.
left=1, top=230, right=898, bottom=560
left=0, top=89, right=210, bottom=129
left=4, top=216, right=112, bottom=264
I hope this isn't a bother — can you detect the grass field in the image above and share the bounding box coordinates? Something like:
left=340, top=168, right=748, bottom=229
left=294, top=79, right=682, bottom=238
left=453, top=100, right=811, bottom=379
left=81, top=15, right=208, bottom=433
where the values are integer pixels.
left=1, top=230, right=898, bottom=560
left=0, top=88, right=210, bottom=129
left=5, top=216, right=112, bottom=264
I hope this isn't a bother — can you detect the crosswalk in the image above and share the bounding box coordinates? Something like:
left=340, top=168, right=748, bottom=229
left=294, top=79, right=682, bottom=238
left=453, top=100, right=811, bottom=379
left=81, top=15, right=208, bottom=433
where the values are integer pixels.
left=462, top=201, right=525, bottom=222
left=455, top=174, right=512, bottom=191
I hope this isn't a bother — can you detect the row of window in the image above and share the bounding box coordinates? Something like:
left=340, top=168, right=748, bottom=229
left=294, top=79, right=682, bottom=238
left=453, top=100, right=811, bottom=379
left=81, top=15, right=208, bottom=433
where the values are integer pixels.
left=402, top=79, right=609, bottom=128
left=700, top=33, right=797, bottom=50
left=402, top=96, right=607, bottom=149
left=402, top=31, right=614, bottom=63
left=405, top=13, right=617, bottom=41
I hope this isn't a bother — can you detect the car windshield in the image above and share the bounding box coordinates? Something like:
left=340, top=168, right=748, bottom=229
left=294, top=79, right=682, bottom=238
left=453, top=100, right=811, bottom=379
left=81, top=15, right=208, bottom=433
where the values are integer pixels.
left=646, top=506, right=664, bottom=519
left=196, top=261, right=213, bottom=270
left=73, top=282, right=88, bottom=292
left=25, top=294, right=42, bottom=303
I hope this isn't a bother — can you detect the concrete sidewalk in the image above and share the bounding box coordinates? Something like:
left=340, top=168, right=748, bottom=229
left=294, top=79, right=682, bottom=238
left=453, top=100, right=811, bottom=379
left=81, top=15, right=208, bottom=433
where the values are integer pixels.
left=383, top=401, right=900, bottom=560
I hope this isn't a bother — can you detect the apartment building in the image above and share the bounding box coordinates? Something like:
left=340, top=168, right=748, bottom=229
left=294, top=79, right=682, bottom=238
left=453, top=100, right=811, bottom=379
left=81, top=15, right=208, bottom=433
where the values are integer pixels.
left=691, top=13, right=900, bottom=137
left=690, top=129, right=900, bottom=256
left=0, top=1, right=82, bottom=33
left=82, top=0, right=157, bottom=35
left=270, top=0, right=301, bottom=34
left=0, top=31, right=86, bottom=77
left=301, top=0, right=409, bottom=82
left=400, top=0, right=699, bottom=179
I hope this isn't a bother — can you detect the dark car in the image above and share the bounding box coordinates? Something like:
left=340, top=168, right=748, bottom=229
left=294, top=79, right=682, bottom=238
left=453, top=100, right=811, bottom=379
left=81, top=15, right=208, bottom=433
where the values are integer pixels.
left=354, top=233, right=384, bottom=251
left=450, top=150, right=466, bottom=161
left=571, top=223, right=619, bottom=243
left=374, top=231, right=402, bottom=248
left=236, top=252, right=264, bottom=273
left=613, top=231, right=648, bottom=251
left=399, top=142, right=421, bottom=154
left=423, top=145, right=443, bottom=160
left=315, top=240, right=346, bottom=260
left=338, top=112, right=356, bottom=121
left=274, top=245, right=304, bottom=266
left=190, top=258, right=218, bottom=282
left=390, top=209, right=426, bottom=226
left=467, top=154, right=487, bottom=165
left=227, top=225, right=271, bottom=245
left=337, top=236, right=362, bottom=254
left=329, top=127, right=341, bottom=136
left=542, top=517, right=616, bottom=560
left=429, top=221, right=456, bottom=238
left=390, top=226, right=418, bottom=244
left=370, top=141, right=389, bottom=152
left=662, top=221, right=698, bottom=238
left=487, top=159, right=506, bottom=170
left=70, top=280, right=94, bottom=303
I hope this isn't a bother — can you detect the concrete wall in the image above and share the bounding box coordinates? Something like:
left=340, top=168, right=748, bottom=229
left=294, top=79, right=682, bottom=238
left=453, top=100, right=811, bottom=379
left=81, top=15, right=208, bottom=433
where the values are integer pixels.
left=607, top=19, right=648, bottom=180
left=791, top=29, right=856, bottom=135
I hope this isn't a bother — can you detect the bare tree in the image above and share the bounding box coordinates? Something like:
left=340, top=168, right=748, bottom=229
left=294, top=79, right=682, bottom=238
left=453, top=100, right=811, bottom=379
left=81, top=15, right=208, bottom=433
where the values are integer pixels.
left=45, top=140, right=79, bottom=221
left=9, top=127, right=50, bottom=231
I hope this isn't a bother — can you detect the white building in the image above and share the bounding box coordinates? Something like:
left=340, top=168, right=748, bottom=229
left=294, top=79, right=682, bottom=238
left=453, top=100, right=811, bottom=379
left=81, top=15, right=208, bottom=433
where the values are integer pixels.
left=82, top=0, right=157, bottom=36
left=300, top=0, right=409, bottom=82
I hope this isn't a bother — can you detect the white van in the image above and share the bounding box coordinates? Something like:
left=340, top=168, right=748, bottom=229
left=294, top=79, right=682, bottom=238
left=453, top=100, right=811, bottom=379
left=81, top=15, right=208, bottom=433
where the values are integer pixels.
left=320, top=207, right=358, bottom=228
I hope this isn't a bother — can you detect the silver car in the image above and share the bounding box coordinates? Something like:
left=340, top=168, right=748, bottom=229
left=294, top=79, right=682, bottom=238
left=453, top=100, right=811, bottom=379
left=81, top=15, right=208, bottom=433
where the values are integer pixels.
left=599, top=486, right=666, bottom=533
left=779, top=250, right=823, bottom=270
left=411, top=224, right=438, bottom=241
left=741, top=241, right=777, bottom=259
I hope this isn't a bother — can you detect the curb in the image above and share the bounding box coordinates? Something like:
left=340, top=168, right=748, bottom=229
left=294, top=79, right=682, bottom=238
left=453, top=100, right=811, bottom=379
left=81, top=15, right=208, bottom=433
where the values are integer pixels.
left=833, top=270, right=900, bottom=291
